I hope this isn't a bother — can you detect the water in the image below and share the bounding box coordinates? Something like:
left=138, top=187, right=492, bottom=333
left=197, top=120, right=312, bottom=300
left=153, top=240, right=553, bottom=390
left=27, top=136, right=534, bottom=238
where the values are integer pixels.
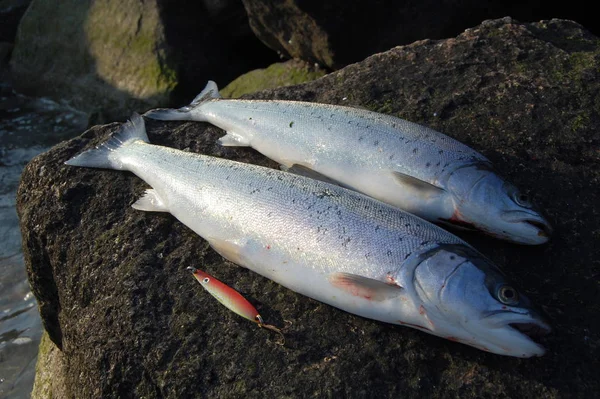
left=0, top=82, right=87, bottom=399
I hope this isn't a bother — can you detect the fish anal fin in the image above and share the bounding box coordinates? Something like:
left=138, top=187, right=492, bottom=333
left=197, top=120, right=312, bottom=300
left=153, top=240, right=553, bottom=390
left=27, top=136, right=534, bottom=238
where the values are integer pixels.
left=328, top=272, right=403, bottom=302
left=217, top=132, right=251, bottom=147
left=281, top=164, right=342, bottom=186
left=131, top=189, right=168, bottom=212
left=391, top=171, right=445, bottom=199
left=208, top=238, right=246, bottom=266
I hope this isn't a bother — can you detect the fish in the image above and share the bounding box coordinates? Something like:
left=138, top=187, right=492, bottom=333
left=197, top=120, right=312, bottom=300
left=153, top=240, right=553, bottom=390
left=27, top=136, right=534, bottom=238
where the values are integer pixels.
left=144, top=81, right=552, bottom=245
left=187, top=267, right=284, bottom=337
left=65, top=113, right=551, bottom=357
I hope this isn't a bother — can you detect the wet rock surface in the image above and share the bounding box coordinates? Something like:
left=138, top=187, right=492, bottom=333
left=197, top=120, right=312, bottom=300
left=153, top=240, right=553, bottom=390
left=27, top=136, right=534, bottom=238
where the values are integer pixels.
left=19, top=18, right=599, bottom=398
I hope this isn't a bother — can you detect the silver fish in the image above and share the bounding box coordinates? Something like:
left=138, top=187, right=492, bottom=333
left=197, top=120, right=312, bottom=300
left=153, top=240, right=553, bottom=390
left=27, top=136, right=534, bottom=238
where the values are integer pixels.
left=145, top=81, right=552, bottom=245
left=66, top=114, right=550, bottom=357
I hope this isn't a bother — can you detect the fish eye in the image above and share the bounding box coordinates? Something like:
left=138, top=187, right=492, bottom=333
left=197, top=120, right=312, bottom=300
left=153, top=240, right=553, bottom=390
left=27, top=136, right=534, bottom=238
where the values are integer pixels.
left=202, top=277, right=210, bottom=284
left=512, top=192, right=532, bottom=208
left=497, top=285, right=519, bottom=305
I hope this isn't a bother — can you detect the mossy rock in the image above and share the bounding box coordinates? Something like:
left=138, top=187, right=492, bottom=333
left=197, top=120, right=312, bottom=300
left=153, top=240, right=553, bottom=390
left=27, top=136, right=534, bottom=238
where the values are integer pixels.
left=10, top=0, right=176, bottom=121
left=220, top=59, right=326, bottom=98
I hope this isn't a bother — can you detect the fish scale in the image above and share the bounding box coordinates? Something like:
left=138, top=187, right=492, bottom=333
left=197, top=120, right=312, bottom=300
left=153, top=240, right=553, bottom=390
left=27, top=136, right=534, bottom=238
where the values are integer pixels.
left=123, top=142, right=464, bottom=280
left=145, top=81, right=552, bottom=245
left=65, top=113, right=551, bottom=357
left=203, top=99, right=487, bottom=182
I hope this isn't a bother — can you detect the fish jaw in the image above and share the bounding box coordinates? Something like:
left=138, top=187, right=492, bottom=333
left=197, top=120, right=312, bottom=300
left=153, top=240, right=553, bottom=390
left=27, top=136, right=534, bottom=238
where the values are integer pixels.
left=497, top=210, right=553, bottom=244
left=445, top=167, right=552, bottom=245
left=477, top=310, right=552, bottom=357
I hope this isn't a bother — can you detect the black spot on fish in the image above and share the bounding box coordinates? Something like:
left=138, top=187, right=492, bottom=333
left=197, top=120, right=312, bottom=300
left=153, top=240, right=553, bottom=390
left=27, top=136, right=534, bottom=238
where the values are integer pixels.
left=436, top=161, right=441, bottom=167
left=358, top=136, right=364, bottom=142
left=426, top=162, right=431, bottom=167
left=374, top=140, right=379, bottom=146
left=438, top=150, right=444, bottom=154
left=289, top=121, right=294, bottom=128
left=386, top=250, right=393, bottom=257
left=404, top=252, right=412, bottom=260
left=405, top=223, right=410, bottom=228
left=413, top=148, right=418, bottom=154
left=420, top=241, right=429, bottom=246
left=389, top=154, right=394, bottom=160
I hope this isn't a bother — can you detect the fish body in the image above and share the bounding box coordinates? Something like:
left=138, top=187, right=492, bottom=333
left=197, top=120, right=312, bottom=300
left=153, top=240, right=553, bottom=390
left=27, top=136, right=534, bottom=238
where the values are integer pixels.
left=145, top=82, right=552, bottom=244
left=66, top=114, right=550, bottom=357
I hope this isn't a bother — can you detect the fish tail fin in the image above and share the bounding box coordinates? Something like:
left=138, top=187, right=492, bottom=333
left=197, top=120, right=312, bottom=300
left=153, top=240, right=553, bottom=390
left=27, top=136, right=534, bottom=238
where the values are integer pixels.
left=143, top=80, right=221, bottom=122
left=65, top=113, right=149, bottom=170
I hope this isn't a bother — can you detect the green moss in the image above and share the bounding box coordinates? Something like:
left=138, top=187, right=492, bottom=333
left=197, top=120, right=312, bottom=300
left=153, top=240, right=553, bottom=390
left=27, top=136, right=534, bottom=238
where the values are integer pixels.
left=221, top=60, right=326, bottom=98
left=570, top=113, right=590, bottom=132
left=31, top=331, right=57, bottom=399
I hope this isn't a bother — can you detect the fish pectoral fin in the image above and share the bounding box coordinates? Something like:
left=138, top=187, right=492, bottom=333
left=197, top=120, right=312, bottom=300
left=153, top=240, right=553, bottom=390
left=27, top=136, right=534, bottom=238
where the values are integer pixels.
left=281, top=164, right=342, bottom=186
left=217, top=131, right=251, bottom=147
left=207, top=237, right=247, bottom=266
left=328, top=272, right=403, bottom=302
left=391, top=171, right=446, bottom=199
left=131, top=189, right=168, bottom=212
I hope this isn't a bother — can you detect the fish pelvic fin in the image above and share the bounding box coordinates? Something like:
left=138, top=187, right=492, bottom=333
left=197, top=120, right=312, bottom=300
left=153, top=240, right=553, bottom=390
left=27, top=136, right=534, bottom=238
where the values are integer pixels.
left=132, top=189, right=168, bottom=212
left=65, top=113, right=149, bottom=170
left=391, top=171, right=446, bottom=199
left=328, top=272, right=404, bottom=302
left=280, top=164, right=343, bottom=186
left=143, top=81, right=221, bottom=122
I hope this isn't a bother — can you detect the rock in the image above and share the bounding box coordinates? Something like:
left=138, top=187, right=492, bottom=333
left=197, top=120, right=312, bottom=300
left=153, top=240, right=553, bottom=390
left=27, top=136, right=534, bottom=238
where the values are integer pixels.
left=9, top=0, right=278, bottom=122
left=19, top=18, right=599, bottom=398
left=0, top=41, right=12, bottom=72
left=0, top=0, right=31, bottom=42
left=220, top=59, right=325, bottom=98
left=241, top=0, right=600, bottom=70
left=30, top=332, right=70, bottom=399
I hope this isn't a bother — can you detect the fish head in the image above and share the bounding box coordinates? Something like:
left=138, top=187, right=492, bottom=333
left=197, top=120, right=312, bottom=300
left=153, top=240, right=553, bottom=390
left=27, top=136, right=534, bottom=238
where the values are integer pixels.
left=412, top=245, right=551, bottom=357
left=445, top=164, right=552, bottom=244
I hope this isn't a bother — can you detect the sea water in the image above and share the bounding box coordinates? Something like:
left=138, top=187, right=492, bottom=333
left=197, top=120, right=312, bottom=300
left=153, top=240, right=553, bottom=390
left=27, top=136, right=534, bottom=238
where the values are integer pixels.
left=0, top=82, right=87, bottom=399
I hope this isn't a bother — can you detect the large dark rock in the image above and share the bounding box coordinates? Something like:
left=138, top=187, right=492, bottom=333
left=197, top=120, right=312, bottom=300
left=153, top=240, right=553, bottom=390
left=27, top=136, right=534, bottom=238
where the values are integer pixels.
left=9, top=0, right=278, bottom=122
left=19, top=18, right=599, bottom=398
left=242, top=0, right=600, bottom=69
left=0, top=0, right=31, bottom=42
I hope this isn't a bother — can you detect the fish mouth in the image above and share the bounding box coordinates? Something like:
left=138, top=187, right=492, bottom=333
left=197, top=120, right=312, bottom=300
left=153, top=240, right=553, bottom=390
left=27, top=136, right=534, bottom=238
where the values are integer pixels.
left=509, top=321, right=551, bottom=342
left=523, top=219, right=553, bottom=238
left=482, top=311, right=551, bottom=356
left=500, top=211, right=553, bottom=243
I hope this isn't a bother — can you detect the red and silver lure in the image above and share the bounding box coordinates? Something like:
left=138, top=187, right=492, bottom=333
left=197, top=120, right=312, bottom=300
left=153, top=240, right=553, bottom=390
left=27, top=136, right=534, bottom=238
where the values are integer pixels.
left=187, top=267, right=284, bottom=339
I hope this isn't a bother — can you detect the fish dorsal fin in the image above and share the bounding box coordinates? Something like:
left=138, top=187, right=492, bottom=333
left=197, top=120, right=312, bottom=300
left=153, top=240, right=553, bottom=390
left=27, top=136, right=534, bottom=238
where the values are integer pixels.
left=190, top=80, right=221, bottom=105
left=131, top=189, right=168, bottom=212
left=391, top=171, right=445, bottom=199
left=280, top=164, right=342, bottom=186
left=328, top=272, right=403, bottom=302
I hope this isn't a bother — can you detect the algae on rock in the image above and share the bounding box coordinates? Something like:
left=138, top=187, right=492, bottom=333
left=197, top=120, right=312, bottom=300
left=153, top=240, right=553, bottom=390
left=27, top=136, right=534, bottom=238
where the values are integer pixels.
left=10, top=0, right=176, bottom=121
left=220, top=59, right=325, bottom=98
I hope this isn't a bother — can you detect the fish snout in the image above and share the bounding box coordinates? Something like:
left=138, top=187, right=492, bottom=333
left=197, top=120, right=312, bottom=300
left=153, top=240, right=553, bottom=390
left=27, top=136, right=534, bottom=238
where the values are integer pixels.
left=499, top=211, right=553, bottom=244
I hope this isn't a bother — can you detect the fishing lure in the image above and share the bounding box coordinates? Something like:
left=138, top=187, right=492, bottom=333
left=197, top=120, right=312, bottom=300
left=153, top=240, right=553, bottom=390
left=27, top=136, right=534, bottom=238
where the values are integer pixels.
left=187, top=267, right=284, bottom=339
